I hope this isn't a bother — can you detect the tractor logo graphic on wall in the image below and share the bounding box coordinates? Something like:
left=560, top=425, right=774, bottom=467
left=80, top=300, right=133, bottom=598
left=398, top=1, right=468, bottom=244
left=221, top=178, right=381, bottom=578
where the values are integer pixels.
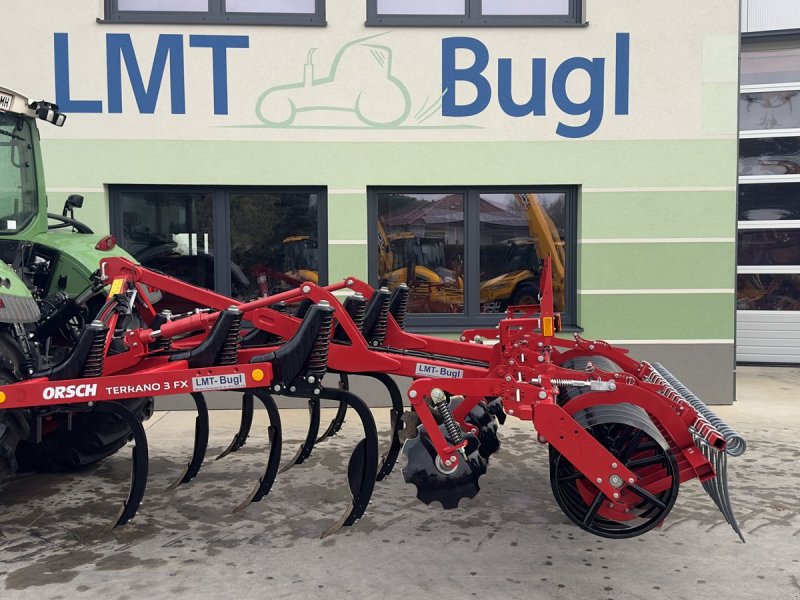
left=255, top=34, right=442, bottom=129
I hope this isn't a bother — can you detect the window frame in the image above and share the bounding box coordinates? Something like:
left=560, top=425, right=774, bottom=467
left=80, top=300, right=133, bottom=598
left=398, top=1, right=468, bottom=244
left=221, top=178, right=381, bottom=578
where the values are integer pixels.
left=366, top=0, right=585, bottom=27
left=367, top=186, right=578, bottom=331
left=104, top=0, right=326, bottom=26
left=110, top=185, right=328, bottom=297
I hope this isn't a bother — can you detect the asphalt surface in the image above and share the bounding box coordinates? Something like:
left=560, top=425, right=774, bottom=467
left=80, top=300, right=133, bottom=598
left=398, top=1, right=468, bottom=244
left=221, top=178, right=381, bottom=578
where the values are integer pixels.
left=1, top=366, right=799, bottom=600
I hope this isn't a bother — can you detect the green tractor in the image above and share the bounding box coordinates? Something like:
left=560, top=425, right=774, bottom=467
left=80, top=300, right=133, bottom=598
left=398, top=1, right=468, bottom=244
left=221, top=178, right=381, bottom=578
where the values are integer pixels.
left=0, top=85, right=153, bottom=477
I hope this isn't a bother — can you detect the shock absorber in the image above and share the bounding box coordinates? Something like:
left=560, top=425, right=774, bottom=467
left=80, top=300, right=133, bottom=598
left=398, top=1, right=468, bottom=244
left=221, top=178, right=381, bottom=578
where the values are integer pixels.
left=430, top=388, right=464, bottom=474
left=81, top=320, right=107, bottom=378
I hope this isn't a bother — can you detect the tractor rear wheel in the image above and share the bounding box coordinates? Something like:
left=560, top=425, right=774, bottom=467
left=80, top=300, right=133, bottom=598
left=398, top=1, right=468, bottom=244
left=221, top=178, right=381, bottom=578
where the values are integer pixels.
left=0, top=325, right=154, bottom=474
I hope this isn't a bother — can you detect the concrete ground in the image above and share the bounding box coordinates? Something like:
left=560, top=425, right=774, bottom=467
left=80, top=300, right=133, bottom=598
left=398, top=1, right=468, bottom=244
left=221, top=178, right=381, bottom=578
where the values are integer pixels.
left=1, top=366, right=799, bottom=600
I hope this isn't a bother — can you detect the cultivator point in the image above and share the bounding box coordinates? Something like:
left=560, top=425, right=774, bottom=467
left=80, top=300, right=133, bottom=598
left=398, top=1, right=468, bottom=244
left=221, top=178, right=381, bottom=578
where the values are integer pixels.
left=0, top=257, right=746, bottom=541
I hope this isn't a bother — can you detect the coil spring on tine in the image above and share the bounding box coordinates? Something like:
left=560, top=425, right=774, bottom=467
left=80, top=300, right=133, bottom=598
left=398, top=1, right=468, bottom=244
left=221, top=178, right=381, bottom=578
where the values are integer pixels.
left=307, top=308, right=333, bottom=378
left=371, top=292, right=391, bottom=345
left=81, top=322, right=107, bottom=378
left=349, top=295, right=367, bottom=332
left=395, top=285, right=410, bottom=329
left=218, top=309, right=243, bottom=366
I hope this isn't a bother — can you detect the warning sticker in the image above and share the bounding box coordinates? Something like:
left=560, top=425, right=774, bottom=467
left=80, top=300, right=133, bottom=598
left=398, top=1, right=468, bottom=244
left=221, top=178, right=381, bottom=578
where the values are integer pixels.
left=108, top=278, right=125, bottom=297
left=192, top=373, right=246, bottom=392
left=414, top=363, right=464, bottom=379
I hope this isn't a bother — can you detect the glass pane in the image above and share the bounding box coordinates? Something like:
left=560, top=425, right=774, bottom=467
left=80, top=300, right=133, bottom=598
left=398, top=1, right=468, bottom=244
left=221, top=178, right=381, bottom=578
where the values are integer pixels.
left=118, top=0, right=208, bottom=11
left=377, top=193, right=465, bottom=314
left=376, top=0, right=465, bottom=15
left=739, top=137, right=800, bottom=176
left=738, top=229, right=800, bottom=266
left=230, top=193, right=319, bottom=301
left=0, top=114, right=37, bottom=233
left=739, top=183, right=800, bottom=221
left=482, top=0, right=569, bottom=15
left=225, top=0, right=315, bottom=13
left=119, top=191, right=215, bottom=307
left=741, top=48, right=800, bottom=86
left=738, top=273, right=800, bottom=311
left=740, top=91, right=800, bottom=131
left=479, top=193, right=566, bottom=313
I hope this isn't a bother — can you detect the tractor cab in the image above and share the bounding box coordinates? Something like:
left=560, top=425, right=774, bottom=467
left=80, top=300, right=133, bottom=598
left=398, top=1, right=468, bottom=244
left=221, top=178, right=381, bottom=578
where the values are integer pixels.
left=283, top=235, right=319, bottom=284
left=0, top=86, right=128, bottom=307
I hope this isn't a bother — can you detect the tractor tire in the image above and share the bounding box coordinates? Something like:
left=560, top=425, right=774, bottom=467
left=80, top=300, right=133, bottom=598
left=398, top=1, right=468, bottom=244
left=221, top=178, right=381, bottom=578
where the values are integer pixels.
left=0, top=322, right=154, bottom=474
left=510, top=282, right=538, bottom=307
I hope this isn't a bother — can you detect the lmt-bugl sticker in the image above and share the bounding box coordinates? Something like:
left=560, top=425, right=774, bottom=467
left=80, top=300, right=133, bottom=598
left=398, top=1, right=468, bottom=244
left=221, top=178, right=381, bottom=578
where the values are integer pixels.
left=415, top=363, right=464, bottom=379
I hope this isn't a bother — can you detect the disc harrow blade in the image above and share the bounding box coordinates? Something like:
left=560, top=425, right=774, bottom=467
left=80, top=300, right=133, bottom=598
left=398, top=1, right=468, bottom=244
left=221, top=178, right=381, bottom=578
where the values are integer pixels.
left=92, top=402, right=149, bottom=528
left=280, top=397, right=321, bottom=474
left=316, top=374, right=349, bottom=444
left=316, top=387, right=378, bottom=538
left=233, top=390, right=283, bottom=513
left=402, top=424, right=487, bottom=509
left=694, top=434, right=745, bottom=543
left=216, top=392, right=254, bottom=460
left=166, top=392, right=209, bottom=491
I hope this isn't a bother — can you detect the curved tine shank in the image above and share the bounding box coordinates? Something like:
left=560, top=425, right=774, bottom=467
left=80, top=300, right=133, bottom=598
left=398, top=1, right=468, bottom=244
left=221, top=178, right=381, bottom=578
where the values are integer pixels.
left=92, top=402, right=149, bottom=528
left=362, top=372, right=405, bottom=481
left=167, top=393, right=209, bottom=491
left=216, top=392, right=255, bottom=460
left=234, top=389, right=283, bottom=513
left=316, top=373, right=349, bottom=444
left=317, top=387, right=379, bottom=539
left=279, top=397, right=321, bottom=474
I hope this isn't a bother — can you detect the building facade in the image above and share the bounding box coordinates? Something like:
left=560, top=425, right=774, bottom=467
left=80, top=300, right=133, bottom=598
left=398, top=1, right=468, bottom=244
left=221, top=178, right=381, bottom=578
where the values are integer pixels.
left=2, top=0, right=740, bottom=402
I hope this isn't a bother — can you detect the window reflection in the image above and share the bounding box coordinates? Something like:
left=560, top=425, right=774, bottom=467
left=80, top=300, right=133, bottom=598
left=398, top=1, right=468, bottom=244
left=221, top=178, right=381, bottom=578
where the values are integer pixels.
left=740, top=91, right=800, bottom=131
left=377, top=193, right=465, bottom=313
left=230, top=193, right=319, bottom=300
left=739, top=183, right=800, bottom=221
left=741, top=48, right=800, bottom=86
left=738, top=229, right=800, bottom=266
left=479, top=193, right=566, bottom=313
left=739, top=137, right=800, bottom=176
left=737, top=274, right=800, bottom=311
left=119, top=191, right=215, bottom=310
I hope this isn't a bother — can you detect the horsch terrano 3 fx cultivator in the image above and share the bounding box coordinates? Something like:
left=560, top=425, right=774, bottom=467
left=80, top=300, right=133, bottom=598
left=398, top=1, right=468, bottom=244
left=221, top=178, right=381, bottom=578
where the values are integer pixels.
left=0, top=256, right=747, bottom=540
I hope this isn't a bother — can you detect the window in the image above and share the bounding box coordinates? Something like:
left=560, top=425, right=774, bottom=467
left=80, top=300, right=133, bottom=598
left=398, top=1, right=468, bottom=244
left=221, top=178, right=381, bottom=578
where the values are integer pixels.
left=369, top=187, right=577, bottom=329
left=366, top=0, right=583, bottom=26
left=111, top=186, right=327, bottom=301
left=105, top=0, right=325, bottom=25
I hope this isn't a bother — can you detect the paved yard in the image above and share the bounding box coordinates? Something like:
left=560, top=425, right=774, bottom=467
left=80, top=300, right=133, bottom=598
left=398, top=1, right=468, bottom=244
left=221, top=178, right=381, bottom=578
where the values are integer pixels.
left=1, top=367, right=798, bottom=600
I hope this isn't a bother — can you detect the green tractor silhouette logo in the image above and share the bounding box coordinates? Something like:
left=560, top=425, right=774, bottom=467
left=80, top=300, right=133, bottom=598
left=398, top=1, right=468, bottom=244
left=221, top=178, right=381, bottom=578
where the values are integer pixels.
left=256, top=34, right=413, bottom=128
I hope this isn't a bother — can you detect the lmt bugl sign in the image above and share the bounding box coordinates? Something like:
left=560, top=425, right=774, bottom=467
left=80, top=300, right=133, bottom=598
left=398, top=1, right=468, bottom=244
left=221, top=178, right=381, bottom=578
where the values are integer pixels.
left=53, top=32, right=630, bottom=137
left=441, top=34, right=631, bottom=138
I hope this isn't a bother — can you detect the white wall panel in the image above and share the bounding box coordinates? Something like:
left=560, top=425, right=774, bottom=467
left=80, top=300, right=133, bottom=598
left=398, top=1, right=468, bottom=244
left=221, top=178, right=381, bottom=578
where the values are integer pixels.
left=743, top=0, right=800, bottom=32
left=737, top=311, right=800, bottom=362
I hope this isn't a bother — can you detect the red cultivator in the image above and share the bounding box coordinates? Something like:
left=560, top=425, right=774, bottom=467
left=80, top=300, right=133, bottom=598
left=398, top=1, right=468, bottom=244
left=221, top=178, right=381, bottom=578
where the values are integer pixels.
left=0, top=257, right=746, bottom=541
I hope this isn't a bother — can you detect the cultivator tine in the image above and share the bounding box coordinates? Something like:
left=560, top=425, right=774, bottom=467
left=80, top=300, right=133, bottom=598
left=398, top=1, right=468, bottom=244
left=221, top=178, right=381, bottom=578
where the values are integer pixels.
left=316, top=374, right=349, bottom=444
left=362, top=372, right=406, bottom=481
left=317, top=386, right=378, bottom=539
left=216, top=392, right=255, bottom=460
left=233, top=389, right=283, bottom=513
left=279, top=397, right=321, bottom=473
left=166, top=392, right=209, bottom=491
left=695, top=435, right=746, bottom=542
left=650, top=363, right=746, bottom=541
left=93, top=402, right=149, bottom=528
